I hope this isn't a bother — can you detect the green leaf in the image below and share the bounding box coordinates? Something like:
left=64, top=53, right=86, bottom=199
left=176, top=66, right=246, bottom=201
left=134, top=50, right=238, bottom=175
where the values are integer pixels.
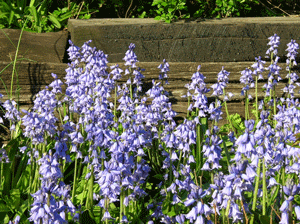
left=79, top=210, right=96, bottom=224
left=5, top=138, right=19, bottom=161
left=259, top=215, right=270, bottom=224
left=168, top=8, right=175, bottom=13
left=48, top=14, right=61, bottom=29
left=269, top=184, right=280, bottom=205
left=109, top=202, right=116, bottom=210
left=0, top=12, right=8, bottom=20
left=29, top=0, right=36, bottom=8
left=0, top=202, right=10, bottom=213
left=146, top=182, right=153, bottom=190
left=55, top=11, right=74, bottom=22
left=161, top=2, right=168, bottom=7
left=295, top=195, right=300, bottom=205
left=79, top=14, right=91, bottom=20
left=16, top=169, right=29, bottom=191
left=8, top=10, right=15, bottom=26
left=12, top=153, right=29, bottom=189
left=0, top=202, right=9, bottom=223
left=154, top=16, right=161, bottom=20
left=151, top=0, right=160, bottom=6
left=153, top=174, right=164, bottom=180
left=9, top=189, right=21, bottom=210
left=167, top=210, right=176, bottom=217
left=0, top=2, right=12, bottom=12
left=28, top=6, right=38, bottom=26
left=36, top=0, right=49, bottom=15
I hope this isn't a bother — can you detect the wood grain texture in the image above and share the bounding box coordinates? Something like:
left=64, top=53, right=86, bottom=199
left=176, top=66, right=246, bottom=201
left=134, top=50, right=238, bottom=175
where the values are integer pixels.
left=1, top=61, right=299, bottom=126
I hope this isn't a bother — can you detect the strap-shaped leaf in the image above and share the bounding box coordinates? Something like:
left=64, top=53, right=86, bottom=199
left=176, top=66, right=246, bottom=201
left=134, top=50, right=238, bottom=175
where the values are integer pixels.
left=56, top=11, right=75, bottom=21
left=48, top=14, right=61, bottom=29
left=29, top=0, right=36, bottom=8
left=28, top=6, right=38, bottom=26
left=8, top=10, right=14, bottom=26
left=0, top=1, right=11, bottom=12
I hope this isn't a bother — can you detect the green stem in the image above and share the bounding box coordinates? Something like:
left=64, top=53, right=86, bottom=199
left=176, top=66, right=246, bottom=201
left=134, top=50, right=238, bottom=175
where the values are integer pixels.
left=196, top=121, right=202, bottom=171
left=250, top=158, right=261, bottom=224
left=187, top=94, right=190, bottom=118
left=120, top=188, right=124, bottom=222
left=281, top=165, right=286, bottom=205
left=129, top=68, right=133, bottom=100
left=86, top=165, right=95, bottom=218
left=72, top=156, right=78, bottom=204
left=273, top=86, right=276, bottom=127
left=245, top=91, right=249, bottom=120
left=10, top=18, right=28, bottom=101
left=255, top=75, right=259, bottom=122
left=176, top=150, right=183, bottom=172
left=221, top=136, right=230, bottom=167
left=262, top=158, right=267, bottom=215
left=0, top=162, right=2, bottom=191
left=223, top=98, right=235, bottom=135
left=114, top=84, right=118, bottom=123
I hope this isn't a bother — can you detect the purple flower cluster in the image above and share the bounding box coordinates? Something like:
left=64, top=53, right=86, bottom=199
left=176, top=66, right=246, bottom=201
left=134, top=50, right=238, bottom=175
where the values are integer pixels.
left=3, top=33, right=300, bottom=224
left=184, top=65, right=210, bottom=116
left=211, top=66, right=232, bottom=99
left=264, top=34, right=282, bottom=98
left=29, top=150, right=78, bottom=223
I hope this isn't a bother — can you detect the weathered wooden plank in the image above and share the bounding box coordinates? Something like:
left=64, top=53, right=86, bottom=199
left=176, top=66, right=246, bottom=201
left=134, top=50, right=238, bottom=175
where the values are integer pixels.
left=0, top=61, right=299, bottom=84
left=1, top=76, right=298, bottom=103
left=1, top=61, right=297, bottom=85
left=67, top=17, right=300, bottom=63
left=0, top=29, right=69, bottom=63
left=1, top=61, right=299, bottom=127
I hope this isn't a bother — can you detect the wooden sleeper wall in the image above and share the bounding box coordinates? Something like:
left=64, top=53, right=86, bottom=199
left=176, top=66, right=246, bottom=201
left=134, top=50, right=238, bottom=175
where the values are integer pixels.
left=1, top=61, right=299, bottom=128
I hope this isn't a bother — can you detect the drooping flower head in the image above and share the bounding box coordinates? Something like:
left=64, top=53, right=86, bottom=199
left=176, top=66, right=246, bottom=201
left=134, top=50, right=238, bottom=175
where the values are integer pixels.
left=123, top=43, right=138, bottom=68
left=158, top=59, right=170, bottom=85
left=211, top=66, right=230, bottom=97
left=266, top=34, right=280, bottom=59
left=251, top=56, right=266, bottom=80
left=240, top=67, right=254, bottom=97
left=286, top=39, right=299, bottom=67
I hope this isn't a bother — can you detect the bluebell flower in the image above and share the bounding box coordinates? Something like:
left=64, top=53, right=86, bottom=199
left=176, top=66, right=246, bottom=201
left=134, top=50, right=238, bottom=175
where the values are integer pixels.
left=0, top=148, right=9, bottom=163
left=286, top=39, right=299, bottom=67
left=211, top=66, right=230, bottom=97
left=8, top=215, right=20, bottom=224
left=110, top=64, right=123, bottom=81
left=29, top=151, right=77, bottom=223
left=175, top=214, right=185, bottom=224
left=240, top=67, right=254, bottom=96
left=264, top=55, right=282, bottom=97
left=229, top=202, right=244, bottom=223
left=208, top=100, right=223, bottom=123
left=295, top=206, right=300, bottom=220
left=102, top=210, right=114, bottom=221
left=251, top=56, right=265, bottom=80
left=202, top=126, right=223, bottom=170
left=265, top=34, right=280, bottom=58
left=279, top=212, right=289, bottom=224
left=183, top=65, right=210, bottom=117
left=49, top=73, right=64, bottom=94
left=284, top=39, right=299, bottom=99
left=158, top=59, right=170, bottom=86
left=234, top=120, right=255, bottom=159
left=67, top=39, right=81, bottom=65
left=3, top=100, right=21, bottom=124
left=123, top=43, right=138, bottom=68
